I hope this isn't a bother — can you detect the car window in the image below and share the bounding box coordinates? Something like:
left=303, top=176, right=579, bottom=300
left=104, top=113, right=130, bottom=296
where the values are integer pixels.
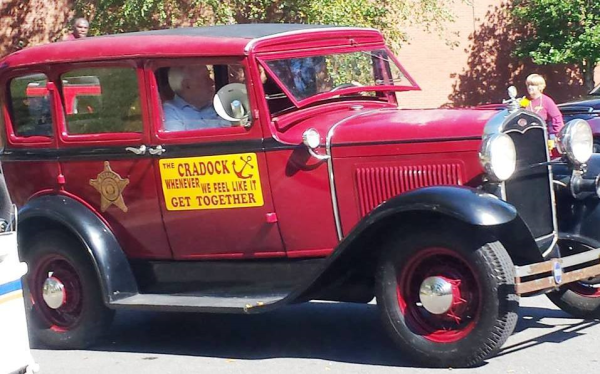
left=8, top=73, right=53, bottom=138
left=60, top=67, right=142, bottom=135
left=156, top=64, right=249, bottom=132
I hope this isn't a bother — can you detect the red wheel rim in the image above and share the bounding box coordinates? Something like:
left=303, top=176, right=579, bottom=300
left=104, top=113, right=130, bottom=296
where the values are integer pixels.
left=396, top=247, right=481, bottom=343
left=30, top=254, right=84, bottom=331
left=568, top=281, right=600, bottom=298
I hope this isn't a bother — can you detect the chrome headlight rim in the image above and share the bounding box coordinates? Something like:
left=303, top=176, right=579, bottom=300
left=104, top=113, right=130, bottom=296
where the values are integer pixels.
left=479, top=133, right=517, bottom=182
left=558, top=119, right=593, bottom=166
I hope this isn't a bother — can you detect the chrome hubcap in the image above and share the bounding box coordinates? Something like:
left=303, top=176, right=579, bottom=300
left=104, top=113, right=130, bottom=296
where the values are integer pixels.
left=419, top=276, right=454, bottom=314
left=42, top=277, right=66, bottom=310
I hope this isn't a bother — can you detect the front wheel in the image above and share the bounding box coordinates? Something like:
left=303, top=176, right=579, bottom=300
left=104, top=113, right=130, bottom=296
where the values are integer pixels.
left=547, top=282, right=600, bottom=319
left=23, top=231, right=115, bottom=349
left=376, top=225, right=519, bottom=367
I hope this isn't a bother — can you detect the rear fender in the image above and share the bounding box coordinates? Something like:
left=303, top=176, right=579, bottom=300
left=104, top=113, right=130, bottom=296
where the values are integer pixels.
left=18, top=194, right=138, bottom=303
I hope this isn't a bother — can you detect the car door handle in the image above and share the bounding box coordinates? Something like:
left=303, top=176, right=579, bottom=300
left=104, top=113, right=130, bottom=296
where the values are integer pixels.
left=148, top=145, right=166, bottom=156
left=125, top=145, right=147, bottom=155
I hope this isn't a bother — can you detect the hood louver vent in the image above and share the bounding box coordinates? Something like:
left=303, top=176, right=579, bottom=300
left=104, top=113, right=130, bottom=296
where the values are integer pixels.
left=356, top=163, right=463, bottom=216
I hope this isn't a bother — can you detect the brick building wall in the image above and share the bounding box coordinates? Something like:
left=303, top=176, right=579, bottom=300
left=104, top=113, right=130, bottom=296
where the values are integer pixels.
left=0, top=0, right=72, bottom=58
left=398, top=0, right=600, bottom=109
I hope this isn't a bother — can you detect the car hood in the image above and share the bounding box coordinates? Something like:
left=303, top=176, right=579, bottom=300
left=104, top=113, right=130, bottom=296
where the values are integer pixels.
left=559, top=98, right=600, bottom=112
left=328, top=107, right=496, bottom=146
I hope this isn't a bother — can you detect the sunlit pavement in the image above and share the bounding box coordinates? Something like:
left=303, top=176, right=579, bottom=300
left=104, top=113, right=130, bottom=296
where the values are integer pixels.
left=32, top=295, right=600, bottom=374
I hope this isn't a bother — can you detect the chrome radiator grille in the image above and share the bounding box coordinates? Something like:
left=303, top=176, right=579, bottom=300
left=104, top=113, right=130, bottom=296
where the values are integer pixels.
left=503, top=125, right=554, bottom=238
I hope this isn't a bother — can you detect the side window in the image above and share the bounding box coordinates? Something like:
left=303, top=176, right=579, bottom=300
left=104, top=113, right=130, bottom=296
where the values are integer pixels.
left=60, top=67, right=142, bottom=135
left=156, top=64, right=248, bottom=132
left=8, top=73, right=53, bottom=138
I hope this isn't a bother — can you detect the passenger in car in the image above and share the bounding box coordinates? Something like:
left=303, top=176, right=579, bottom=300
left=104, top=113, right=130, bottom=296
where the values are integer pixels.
left=163, top=65, right=230, bottom=131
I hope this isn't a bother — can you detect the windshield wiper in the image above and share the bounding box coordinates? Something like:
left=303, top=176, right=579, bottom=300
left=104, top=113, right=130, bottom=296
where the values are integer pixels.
left=375, top=78, right=404, bottom=85
left=265, top=93, right=288, bottom=100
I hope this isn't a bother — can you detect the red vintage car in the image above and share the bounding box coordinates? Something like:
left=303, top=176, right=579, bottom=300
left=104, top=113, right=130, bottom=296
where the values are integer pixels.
left=25, top=76, right=101, bottom=116
left=1, top=24, right=600, bottom=368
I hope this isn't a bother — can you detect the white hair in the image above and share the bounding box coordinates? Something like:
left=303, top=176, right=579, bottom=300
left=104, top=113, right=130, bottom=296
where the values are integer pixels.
left=168, top=66, right=187, bottom=94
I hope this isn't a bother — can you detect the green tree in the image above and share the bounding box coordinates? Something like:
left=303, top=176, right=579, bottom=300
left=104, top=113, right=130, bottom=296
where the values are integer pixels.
left=73, top=0, right=460, bottom=51
left=512, top=0, right=600, bottom=91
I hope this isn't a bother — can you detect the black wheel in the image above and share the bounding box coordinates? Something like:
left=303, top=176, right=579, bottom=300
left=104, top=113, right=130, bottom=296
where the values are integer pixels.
left=23, top=230, right=114, bottom=349
left=376, top=225, right=519, bottom=368
left=547, top=280, right=600, bottom=319
left=547, top=242, right=600, bottom=319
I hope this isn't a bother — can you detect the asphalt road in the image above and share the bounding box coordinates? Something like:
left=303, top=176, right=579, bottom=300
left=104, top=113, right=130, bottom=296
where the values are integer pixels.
left=31, top=295, right=600, bottom=374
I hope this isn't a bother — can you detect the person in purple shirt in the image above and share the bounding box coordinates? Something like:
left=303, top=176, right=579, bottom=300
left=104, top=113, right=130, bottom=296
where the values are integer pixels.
left=524, top=74, right=564, bottom=138
left=163, top=65, right=230, bottom=131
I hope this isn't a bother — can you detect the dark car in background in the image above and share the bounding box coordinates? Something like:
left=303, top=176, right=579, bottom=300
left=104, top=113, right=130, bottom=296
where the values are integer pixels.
left=559, top=85, right=600, bottom=152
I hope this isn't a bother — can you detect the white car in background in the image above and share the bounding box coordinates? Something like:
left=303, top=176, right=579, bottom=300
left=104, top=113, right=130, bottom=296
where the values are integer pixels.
left=0, top=170, right=37, bottom=374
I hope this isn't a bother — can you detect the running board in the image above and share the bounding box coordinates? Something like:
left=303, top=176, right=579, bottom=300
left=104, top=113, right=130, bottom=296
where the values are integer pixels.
left=109, top=293, right=288, bottom=313
left=515, top=247, right=600, bottom=294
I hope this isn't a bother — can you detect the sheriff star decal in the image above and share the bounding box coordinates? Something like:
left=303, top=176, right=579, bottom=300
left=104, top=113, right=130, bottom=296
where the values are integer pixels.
left=90, top=161, right=130, bottom=213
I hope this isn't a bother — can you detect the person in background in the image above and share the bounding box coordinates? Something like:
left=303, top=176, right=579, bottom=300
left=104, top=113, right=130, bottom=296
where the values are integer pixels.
left=522, top=74, right=564, bottom=139
left=65, top=18, right=89, bottom=40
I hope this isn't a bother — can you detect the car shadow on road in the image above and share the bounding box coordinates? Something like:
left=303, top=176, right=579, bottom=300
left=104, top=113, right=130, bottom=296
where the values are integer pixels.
left=89, top=302, right=416, bottom=367
left=34, top=302, right=599, bottom=368
left=499, top=305, right=600, bottom=357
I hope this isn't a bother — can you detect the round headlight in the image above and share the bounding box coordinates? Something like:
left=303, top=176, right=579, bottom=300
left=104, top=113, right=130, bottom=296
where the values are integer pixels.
left=479, top=133, right=517, bottom=181
left=302, top=128, right=321, bottom=149
left=558, top=119, right=593, bottom=165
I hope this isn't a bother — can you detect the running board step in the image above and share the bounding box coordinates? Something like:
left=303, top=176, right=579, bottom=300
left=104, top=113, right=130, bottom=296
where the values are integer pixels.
left=110, top=293, right=288, bottom=313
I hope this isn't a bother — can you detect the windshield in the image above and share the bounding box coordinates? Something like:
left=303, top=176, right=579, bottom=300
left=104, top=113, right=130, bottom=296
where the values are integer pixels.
left=260, top=49, right=417, bottom=106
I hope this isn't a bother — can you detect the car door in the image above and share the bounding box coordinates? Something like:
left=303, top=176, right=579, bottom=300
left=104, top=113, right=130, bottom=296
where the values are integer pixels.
left=146, top=59, right=284, bottom=260
left=56, top=62, right=172, bottom=260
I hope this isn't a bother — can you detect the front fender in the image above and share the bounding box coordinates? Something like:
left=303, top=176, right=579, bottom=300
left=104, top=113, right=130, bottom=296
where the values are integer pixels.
left=554, top=154, right=600, bottom=249
left=18, top=195, right=138, bottom=303
left=292, top=186, right=537, bottom=302
left=552, top=154, right=600, bottom=250
left=367, top=185, right=517, bottom=226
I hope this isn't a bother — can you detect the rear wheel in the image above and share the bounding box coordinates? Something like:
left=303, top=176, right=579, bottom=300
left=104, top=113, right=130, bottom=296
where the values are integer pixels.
left=23, top=231, right=114, bottom=349
left=376, top=225, right=519, bottom=367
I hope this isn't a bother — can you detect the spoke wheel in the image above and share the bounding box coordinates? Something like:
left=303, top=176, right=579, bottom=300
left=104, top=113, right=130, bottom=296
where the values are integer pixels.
left=23, top=231, right=114, bottom=349
left=547, top=241, right=600, bottom=319
left=31, top=254, right=84, bottom=331
left=397, top=247, right=481, bottom=343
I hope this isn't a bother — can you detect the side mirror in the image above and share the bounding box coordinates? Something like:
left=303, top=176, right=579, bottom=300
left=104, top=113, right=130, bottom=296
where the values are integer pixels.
left=213, top=83, right=251, bottom=128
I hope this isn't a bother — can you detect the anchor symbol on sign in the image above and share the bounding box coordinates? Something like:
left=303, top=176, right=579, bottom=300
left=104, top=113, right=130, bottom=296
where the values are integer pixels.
left=232, top=156, right=254, bottom=179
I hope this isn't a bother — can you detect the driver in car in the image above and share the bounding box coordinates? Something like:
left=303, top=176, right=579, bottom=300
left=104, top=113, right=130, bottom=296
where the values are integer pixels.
left=163, top=65, right=230, bottom=131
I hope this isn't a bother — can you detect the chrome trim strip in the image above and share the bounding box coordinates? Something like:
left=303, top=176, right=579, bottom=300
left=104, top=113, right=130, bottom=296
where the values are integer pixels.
left=244, top=27, right=380, bottom=53
left=326, top=109, right=390, bottom=241
left=536, top=232, right=555, bottom=243
left=483, top=109, right=546, bottom=136
left=503, top=125, right=545, bottom=134
left=542, top=234, right=558, bottom=257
